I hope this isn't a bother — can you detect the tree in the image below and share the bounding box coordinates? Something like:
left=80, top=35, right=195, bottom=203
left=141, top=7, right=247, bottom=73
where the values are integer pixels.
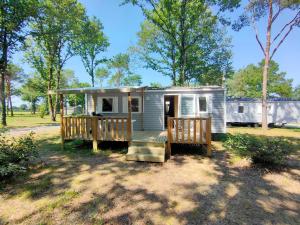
left=227, top=60, right=293, bottom=98
left=0, top=0, right=38, bottom=126
left=59, top=69, right=90, bottom=108
left=122, top=74, right=142, bottom=86
left=95, top=67, right=110, bottom=87
left=5, top=64, right=27, bottom=116
left=20, top=74, right=45, bottom=114
left=73, top=16, right=109, bottom=87
left=233, top=0, right=300, bottom=129
left=108, top=53, right=131, bottom=87
left=19, top=104, right=28, bottom=111
left=293, top=85, right=300, bottom=100
left=150, top=82, right=162, bottom=88
left=28, top=0, right=86, bottom=121
left=125, top=0, right=238, bottom=86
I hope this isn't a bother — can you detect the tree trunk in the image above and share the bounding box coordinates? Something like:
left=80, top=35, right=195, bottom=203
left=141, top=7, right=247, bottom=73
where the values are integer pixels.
left=262, top=0, right=273, bottom=130
left=0, top=32, right=8, bottom=126
left=9, top=93, right=13, bottom=116
left=178, top=0, right=187, bottom=86
left=48, top=66, right=56, bottom=121
left=6, top=80, right=13, bottom=116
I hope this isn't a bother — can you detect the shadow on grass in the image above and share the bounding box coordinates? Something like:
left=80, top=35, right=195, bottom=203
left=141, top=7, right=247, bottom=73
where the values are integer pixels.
left=0, top=133, right=299, bottom=224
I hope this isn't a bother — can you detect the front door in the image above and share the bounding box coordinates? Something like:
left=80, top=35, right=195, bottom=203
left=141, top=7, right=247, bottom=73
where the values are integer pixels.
left=164, top=95, right=178, bottom=129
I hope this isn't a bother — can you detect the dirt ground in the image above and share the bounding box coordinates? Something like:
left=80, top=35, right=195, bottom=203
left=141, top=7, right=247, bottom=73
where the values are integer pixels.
left=0, top=128, right=299, bottom=225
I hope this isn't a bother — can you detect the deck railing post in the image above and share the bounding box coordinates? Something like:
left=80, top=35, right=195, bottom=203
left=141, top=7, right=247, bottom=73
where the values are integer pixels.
left=92, top=117, right=98, bottom=151
left=59, top=94, right=64, bottom=150
left=167, top=117, right=172, bottom=159
left=206, top=117, right=212, bottom=157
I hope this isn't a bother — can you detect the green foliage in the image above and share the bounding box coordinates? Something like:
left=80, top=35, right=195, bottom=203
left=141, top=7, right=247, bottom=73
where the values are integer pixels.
left=95, top=67, right=110, bottom=87
left=0, top=0, right=39, bottom=125
left=293, top=85, right=300, bottom=100
left=39, top=104, right=47, bottom=118
left=150, top=82, right=163, bottom=88
left=126, top=0, right=236, bottom=86
left=108, top=53, right=142, bottom=87
left=26, top=0, right=87, bottom=121
left=224, top=134, right=294, bottom=166
left=73, top=16, right=109, bottom=87
left=0, top=132, right=37, bottom=179
left=227, top=60, right=293, bottom=98
left=20, top=73, right=46, bottom=114
left=122, top=74, right=142, bottom=86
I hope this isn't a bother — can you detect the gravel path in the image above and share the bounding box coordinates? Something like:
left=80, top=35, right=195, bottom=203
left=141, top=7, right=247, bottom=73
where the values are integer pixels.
left=6, top=125, right=60, bottom=136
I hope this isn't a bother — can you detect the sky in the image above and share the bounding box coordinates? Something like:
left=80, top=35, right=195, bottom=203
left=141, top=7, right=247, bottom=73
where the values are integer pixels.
left=13, top=0, right=300, bottom=105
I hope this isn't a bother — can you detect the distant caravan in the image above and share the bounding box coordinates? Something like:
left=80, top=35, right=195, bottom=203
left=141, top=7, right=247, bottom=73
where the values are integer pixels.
left=226, top=98, right=300, bottom=127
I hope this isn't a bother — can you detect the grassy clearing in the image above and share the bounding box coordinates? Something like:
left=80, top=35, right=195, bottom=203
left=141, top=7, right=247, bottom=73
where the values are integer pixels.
left=0, top=112, right=60, bottom=130
left=0, top=127, right=299, bottom=224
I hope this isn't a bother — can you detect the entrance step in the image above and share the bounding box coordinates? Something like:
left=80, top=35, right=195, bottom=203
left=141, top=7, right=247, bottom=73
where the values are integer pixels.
left=126, top=153, right=165, bottom=163
left=126, top=141, right=166, bottom=163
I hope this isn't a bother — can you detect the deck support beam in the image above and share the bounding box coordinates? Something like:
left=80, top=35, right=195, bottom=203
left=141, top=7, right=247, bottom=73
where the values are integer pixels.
left=92, top=117, right=98, bottom=151
left=60, top=94, right=64, bottom=150
left=206, top=117, right=212, bottom=157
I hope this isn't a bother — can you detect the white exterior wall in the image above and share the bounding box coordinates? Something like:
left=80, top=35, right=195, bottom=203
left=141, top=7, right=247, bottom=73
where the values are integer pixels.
left=226, top=101, right=300, bottom=124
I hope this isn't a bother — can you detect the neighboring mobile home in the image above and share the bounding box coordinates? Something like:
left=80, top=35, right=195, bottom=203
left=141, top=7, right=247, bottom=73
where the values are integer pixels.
left=226, top=98, right=300, bottom=126
left=51, top=86, right=225, bottom=162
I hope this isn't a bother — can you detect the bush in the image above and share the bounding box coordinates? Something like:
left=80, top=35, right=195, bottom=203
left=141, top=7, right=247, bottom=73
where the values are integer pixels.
left=39, top=104, right=47, bottom=118
left=224, top=134, right=294, bottom=166
left=0, top=132, right=37, bottom=179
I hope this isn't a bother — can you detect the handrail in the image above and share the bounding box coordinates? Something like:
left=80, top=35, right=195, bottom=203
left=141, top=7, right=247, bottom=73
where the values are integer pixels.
left=62, top=115, right=131, bottom=151
left=167, top=117, right=212, bottom=157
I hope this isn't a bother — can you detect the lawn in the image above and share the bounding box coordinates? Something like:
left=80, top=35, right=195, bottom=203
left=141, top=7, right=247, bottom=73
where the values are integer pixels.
left=1, top=112, right=60, bottom=130
left=0, top=127, right=299, bottom=225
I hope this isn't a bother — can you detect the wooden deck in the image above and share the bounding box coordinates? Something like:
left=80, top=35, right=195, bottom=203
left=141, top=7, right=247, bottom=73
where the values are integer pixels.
left=60, top=115, right=212, bottom=161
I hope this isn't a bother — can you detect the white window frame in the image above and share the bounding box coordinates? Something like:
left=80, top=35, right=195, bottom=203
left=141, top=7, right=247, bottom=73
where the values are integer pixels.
left=197, top=96, right=208, bottom=113
left=179, top=94, right=196, bottom=117
left=122, top=96, right=142, bottom=113
left=97, top=96, right=118, bottom=113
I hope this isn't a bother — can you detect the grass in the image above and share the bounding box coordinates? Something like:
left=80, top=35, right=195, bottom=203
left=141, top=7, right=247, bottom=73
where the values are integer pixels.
left=0, top=126, right=299, bottom=224
left=0, top=111, right=60, bottom=130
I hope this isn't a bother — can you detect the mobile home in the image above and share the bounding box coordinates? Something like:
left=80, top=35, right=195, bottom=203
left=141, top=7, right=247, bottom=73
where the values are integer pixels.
left=51, top=86, right=225, bottom=162
left=226, top=98, right=300, bottom=126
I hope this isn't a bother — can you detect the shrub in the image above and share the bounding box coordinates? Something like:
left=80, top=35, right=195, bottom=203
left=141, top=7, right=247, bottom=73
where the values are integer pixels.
left=224, top=134, right=294, bottom=166
left=39, top=104, right=47, bottom=118
left=0, top=132, right=37, bottom=179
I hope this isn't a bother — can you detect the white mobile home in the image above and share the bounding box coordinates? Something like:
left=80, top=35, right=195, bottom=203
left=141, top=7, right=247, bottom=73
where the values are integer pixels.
left=84, top=86, right=226, bottom=134
left=226, top=98, right=300, bottom=126
left=51, top=86, right=225, bottom=162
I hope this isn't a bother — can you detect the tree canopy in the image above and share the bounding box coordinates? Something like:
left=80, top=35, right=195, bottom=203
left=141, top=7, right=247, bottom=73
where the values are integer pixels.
left=73, top=16, right=109, bottom=87
left=125, top=0, right=238, bottom=86
left=0, top=0, right=38, bottom=125
left=27, top=0, right=86, bottom=121
left=227, top=60, right=293, bottom=98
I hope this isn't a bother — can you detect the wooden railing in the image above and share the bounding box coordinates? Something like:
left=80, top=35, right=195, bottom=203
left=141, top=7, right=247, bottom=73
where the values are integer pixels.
left=167, top=117, right=212, bottom=156
left=62, top=116, right=132, bottom=151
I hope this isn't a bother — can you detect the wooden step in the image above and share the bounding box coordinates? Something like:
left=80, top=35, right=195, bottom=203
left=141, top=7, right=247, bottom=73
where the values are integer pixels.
left=130, top=141, right=165, bottom=148
left=128, top=146, right=165, bottom=155
left=126, top=153, right=165, bottom=163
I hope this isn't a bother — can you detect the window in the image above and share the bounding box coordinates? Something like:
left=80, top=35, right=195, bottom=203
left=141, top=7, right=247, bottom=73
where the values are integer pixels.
left=198, top=97, right=207, bottom=112
left=238, top=105, right=244, bottom=113
left=102, top=98, right=113, bottom=112
left=97, top=97, right=118, bottom=113
left=131, top=98, right=140, bottom=112
left=181, top=95, right=195, bottom=116
left=123, top=96, right=142, bottom=113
